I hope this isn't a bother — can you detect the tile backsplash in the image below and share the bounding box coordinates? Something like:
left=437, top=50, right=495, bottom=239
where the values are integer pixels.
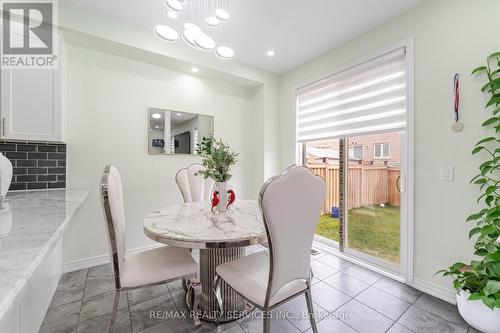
left=0, top=141, right=66, bottom=191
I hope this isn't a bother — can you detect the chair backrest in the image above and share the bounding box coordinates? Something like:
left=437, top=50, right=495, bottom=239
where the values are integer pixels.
left=259, top=165, right=326, bottom=305
left=175, top=163, right=214, bottom=203
left=100, top=165, right=126, bottom=289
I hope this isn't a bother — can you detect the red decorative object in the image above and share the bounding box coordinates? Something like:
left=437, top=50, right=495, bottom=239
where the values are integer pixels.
left=226, top=189, right=236, bottom=209
left=211, top=191, right=220, bottom=213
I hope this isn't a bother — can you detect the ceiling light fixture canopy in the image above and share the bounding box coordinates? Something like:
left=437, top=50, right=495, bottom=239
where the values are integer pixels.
left=205, top=16, right=220, bottom=27
left=167, top=10, right=178, bottom=19
left=216, top=46, right=234, bottom=59
left=215, top=9, right=229, bottom=21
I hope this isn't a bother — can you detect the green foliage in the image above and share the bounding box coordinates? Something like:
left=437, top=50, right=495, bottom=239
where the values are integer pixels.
left=196, top=136, right=238, bottom=182
left=439, top=52, right=500, bottom=309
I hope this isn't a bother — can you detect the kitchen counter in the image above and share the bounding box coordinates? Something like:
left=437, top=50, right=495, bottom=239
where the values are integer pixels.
left=0, top=189, right=89, bottom=328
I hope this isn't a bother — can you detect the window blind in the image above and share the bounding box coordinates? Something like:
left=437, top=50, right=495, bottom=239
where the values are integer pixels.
left=296, top=48, right=407, bottom=142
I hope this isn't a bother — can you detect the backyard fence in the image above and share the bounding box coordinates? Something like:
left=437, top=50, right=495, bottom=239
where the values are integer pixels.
left=307, top=164, right=401, bottom=214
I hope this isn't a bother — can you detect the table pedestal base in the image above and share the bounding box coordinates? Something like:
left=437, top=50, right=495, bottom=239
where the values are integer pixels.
left=196, top=247, right=250, bottom=322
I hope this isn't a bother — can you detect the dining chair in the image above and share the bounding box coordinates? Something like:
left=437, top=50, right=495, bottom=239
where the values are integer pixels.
left=175, top=163, right=214, bottom=203
left=100, top=165, right=198, bottom=332
left=213, top=165, right=326, bottom=333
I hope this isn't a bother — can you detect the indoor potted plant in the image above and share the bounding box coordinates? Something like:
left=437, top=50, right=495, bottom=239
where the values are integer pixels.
left=196, top=136, right=238, bottom=213
left=438, top=52, right=500, bottom=333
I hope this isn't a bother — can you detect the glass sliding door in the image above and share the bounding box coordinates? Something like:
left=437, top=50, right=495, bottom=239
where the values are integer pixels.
left=345, top=132, right=402, bottom=267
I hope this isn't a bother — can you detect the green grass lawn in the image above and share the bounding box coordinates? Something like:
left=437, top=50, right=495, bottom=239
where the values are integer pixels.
left=316, top=206, right=401, bottom=263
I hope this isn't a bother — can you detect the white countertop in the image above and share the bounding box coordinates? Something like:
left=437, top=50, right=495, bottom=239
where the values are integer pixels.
left=0, top=189, right=89, bottom=321
left=143, top=200, right=267, bottom=247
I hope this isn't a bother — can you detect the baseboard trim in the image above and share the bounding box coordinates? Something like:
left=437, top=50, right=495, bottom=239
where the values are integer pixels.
left=63, top=243, right=163, bottom=273
left=412, top=278, right=457, bottom=304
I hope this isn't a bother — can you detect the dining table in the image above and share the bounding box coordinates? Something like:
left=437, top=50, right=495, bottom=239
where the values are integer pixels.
left=143, top=199, right=267, bottom=322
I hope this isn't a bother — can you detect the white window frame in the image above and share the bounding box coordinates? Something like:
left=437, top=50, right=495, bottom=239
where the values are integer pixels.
left=294, top=38, right=414, bottom=286
left=348, top=145, right=363, bottom=160
left=374, top=143, right=390, bottom=159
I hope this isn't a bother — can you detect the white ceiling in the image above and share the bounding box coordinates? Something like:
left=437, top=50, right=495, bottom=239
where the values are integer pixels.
left=62, top=0, right=425, bottom=74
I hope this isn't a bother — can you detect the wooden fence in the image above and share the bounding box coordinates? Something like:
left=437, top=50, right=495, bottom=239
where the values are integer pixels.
left=307, top=164, right=400, bottom=214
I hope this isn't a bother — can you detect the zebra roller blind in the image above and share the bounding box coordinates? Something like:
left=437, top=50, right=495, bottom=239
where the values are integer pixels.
left=296, top=47, right=407, bottom=142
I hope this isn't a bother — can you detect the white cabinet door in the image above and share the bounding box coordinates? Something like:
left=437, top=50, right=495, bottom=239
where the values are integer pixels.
left=1, top=67, right=61, bottom=142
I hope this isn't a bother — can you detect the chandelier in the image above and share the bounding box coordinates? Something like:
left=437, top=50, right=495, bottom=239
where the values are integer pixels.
left=155, top=0, right=234, bottom=59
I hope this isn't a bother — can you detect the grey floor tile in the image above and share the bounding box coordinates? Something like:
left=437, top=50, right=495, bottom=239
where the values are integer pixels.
left=372, top=278, right=422, bottom=303
left=324, top=272, right=370, bottom=297
left=274, top=293, right=329, bottom=332
left=386, top=323, right=415, bottom=333
left=79, top=290, right=129, bottom=322
left=342, top=264, right=383, bottom=285
left=237, top=310, right=301, bottom=333
left=84, top=265, right=115, bottom=298
left=127, top=284, right=170, bottom=306
left=183, top=318, right=239, bottom=333
left=413, top=294, right=467, bottom=328
left=355, top=286, right=411, bottom=320
left=39, top=299, right=81, bottom=333
left=136, top=318, right=187, bottom=333
left=317, top=254, right=352, bottom=270
left=77, top=308, right=131, bottom=333
left=221, top=324, right=245, bottom=333
left=167, top=280, right=184, bottom=293
left=336, top=299, right=394, bottom=333
left=310, top=260, right=338, bottom=280
left=467, top=326, right=483, bottom=333
left=311, top=281, right=351, bottom=312
left=129, top=294, right=177, bottom=332
left=50, top=269, right=88, bottom=307
left=398, top=306, right=467, bottom=333
left=304, top=316, right=357, bottom=333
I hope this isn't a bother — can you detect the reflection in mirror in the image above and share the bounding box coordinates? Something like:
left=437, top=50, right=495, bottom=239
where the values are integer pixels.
left=148, top=108, right=214, bottom=155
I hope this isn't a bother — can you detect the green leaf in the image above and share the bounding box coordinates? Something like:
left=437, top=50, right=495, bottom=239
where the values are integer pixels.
left=471, top=66, right=487, bottom=75
left=482, top=295, right=496, bottom=309
left=473, top=178, right=487, bottom=185
left=488, top=52, right=500, bottom=60
left=476, top=137, right=497, bottom=145
left=469, top=227, right=481, bottom=238
left=484, top=280, right=500, bottom=296
left=494, top=107, right=500, bottom=115
left=472, top=146, right=485, bottom=154
left=468, top=292, right=483, bottom=300
left=486, top=95, right=500, bottom=108
left=475, top=248, right=488, bottom=256
left=466, top=213, right=483, bottom=221
left=481, top=225, right=496, bottom=236
left=482, top=117, right=499, bottom=126
left=486, top=186, right=497, bottom=195
left=492, top=263, right=500, bottom=276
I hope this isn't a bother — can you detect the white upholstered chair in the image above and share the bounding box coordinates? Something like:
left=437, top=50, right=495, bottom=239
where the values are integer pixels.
left=175, top=163, right=214, bottom=203
left=213, top=165, right=326, bottom=333
left=100, top=166, right=197, bottom=332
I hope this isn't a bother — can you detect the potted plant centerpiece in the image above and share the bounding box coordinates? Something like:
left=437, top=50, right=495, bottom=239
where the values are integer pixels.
left=196, top=136, right=238, bottom=214
left=438, top=52, right=500, bottom=333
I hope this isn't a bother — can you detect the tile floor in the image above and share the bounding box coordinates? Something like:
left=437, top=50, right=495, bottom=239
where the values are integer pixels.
left=39, top=246, right=481, bottom=333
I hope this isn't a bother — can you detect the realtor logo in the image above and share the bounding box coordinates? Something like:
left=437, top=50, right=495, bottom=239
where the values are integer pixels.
left=1, top=0, right=58, bottom=68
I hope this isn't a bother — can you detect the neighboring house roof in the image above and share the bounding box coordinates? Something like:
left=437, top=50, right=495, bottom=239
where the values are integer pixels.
left=307, top=147, right=339, bottom=159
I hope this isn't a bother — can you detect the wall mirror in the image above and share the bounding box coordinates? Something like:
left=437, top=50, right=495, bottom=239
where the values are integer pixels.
left=148, top=108, right=214, bottom=155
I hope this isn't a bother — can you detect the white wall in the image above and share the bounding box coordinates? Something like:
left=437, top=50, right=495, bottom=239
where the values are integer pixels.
left=279, top=0, right=500, bottom=299
left=64, top=44, right=256, bottom=263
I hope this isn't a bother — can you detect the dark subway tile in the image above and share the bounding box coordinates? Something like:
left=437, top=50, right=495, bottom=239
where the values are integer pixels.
left=48, top=167, right=65, bottom=174
left=13, top=167, right=27, bottom=175
left=0, top=143, right=16, bottom=151
left=57, top=175, right=66, bottom=181
left=28, top=167, right=48, bottom=174
left=57, top=160, right=66, bottom=167
left=6, top=152, right=26, bottom=159
left=17, top=144, right=37, bottom=152
left=17, top=160, right=37, bottom=167
left=28, top=152, right=47, bottom=160
left=48, top=152, right=66, bottom=160
left=38, top=175, right=57, bottom=182
left=16, top=175, right=36, bottom=182
left=28, top=182, right=48, bottom=190
left=48, top=181, right=65, bottom=189
left=38, top=160, right=57, bottom=167
left=56, top=145, right=66, bottom=152
left=38, top=145, right=57, bottom=152
left=9, top=183, right=27, bottom=191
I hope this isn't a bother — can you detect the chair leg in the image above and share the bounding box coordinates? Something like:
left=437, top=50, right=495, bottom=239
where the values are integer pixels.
left=108, top=290, right=121, bottom=333
left=212, top=274, right=224, bottom=322
left=263, top=310, right=271, bottom=333
left=305, top=289, right=318, bottom=333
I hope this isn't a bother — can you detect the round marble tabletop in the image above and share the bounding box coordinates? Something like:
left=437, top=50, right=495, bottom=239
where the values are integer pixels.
left=143, top=200, right=267, bottom=249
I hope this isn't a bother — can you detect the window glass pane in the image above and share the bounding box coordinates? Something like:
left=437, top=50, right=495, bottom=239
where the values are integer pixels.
left=374, top=144, right=382, bottom=158
left=304, top=139, right=341, bottom=243
left=383, top=143, right=390, bottom=157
